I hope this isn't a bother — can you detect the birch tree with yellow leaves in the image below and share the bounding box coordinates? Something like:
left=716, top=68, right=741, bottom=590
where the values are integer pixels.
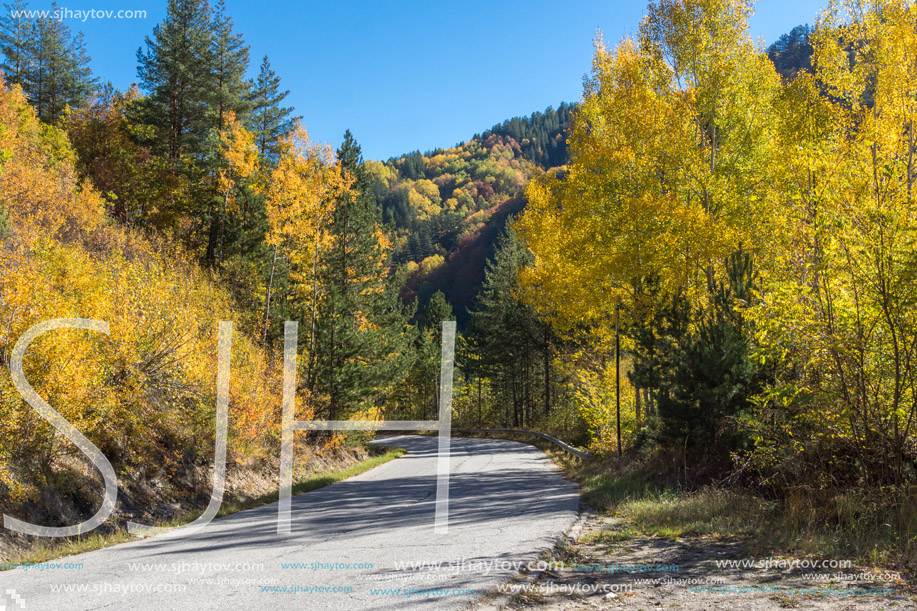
left=750, top=0, right=917, bottom=486
left=214, top=111, right=260, bottom=265
left=520, top=0, right=779, bottom=329
left=264, top=123, right=352, bottom=398
left=517, top=0, right=780, bottom=458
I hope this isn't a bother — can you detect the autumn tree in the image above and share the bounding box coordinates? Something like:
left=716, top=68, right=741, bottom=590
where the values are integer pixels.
left=264, top=123, right=352, bottom=394
left=66, top=86, right=185, bottom=228
left=207, top=111, right=260, bottom=265
left=521, top=0, right=779, bottom=326
left=748, top=0, right=917, bottom=486
left=517, top=0, right=780, bottom=457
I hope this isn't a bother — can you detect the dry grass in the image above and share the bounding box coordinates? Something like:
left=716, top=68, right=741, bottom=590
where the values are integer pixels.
left=548, top=450, right=917, bottom=573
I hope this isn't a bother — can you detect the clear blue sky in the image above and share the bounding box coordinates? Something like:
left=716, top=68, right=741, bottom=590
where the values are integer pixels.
left=43, top=0, right=827, bottom=160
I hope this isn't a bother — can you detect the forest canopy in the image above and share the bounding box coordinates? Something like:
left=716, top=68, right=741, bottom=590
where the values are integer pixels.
left=0, top=0, right=915, bottom=567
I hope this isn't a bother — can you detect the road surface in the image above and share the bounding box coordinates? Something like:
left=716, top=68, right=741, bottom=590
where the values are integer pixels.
left=0, top=435, right=580, bottom=609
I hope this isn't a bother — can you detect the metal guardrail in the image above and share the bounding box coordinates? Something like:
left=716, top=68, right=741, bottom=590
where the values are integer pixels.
left=453, top=428, right=593, bottom=460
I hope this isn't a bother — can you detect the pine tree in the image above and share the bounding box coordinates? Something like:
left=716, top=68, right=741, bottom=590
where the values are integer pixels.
left=311, top=131, right=413, bottom=419
left=247, top=55, right=297, bottom=162
left=209, top=0, right=249, bottom=129
left=66, top=30, right=94, bottom=108
left=202, top=1, right=251, bottom=267
left=0, top=0, right=31, bottom=87
left=423, top=290, right=454, bottom=348
left=4, top=2, right=96, bottom=123
left=655, top=249, right=761, bottom=468
left=465, top=224, right=552, bottom=427
left=136, top=0, right=213, bottom=160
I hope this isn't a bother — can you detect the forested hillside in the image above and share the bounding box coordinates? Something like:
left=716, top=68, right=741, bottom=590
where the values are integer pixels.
left=0, top=79, right=281, bottom=523
left=766, top=23, right=814, bottom=79
left=370, top=103, right=573, bottom=321
left=0, top=0, right=573, bottom=535
left=1, top=0, right=915, bottom=572
left=0, top=0, right=414, bottom=535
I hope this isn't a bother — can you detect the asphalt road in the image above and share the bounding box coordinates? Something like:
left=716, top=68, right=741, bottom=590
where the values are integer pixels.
left=0, top=435, right=580, bottom=610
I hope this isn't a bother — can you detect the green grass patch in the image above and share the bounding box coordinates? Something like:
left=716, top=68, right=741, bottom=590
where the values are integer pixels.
left=622, top=486, right=778, bottom=539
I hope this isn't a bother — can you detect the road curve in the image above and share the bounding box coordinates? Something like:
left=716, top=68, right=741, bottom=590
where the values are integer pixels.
left=0, top=435, right=580, bottom=610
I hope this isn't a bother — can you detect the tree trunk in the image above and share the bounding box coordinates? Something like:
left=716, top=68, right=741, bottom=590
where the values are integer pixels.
left=543, top=339, right=551, bottom=416
left=306, top=244, right=319, bottom=399
left=477, top=376, right=483, bottom=426
left=635, top=385, right=642, bottom=427
left=262, top=244, right=278, bottom=343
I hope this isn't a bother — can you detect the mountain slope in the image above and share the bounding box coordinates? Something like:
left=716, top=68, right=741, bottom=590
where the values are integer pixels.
left=370, top=103, right=573, bottom=324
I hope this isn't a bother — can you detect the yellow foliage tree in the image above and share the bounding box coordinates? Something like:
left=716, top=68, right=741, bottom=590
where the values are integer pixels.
left=0, top=78, right=282, bottom=508
left=264, top=122, right=354, bottom=396
left=518, top=0, right=779, bottom=344
left=749, top=0, right=917, bottom=483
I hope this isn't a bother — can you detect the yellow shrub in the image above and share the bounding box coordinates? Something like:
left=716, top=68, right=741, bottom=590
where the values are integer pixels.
left=0, top=77, right=282, bottom=499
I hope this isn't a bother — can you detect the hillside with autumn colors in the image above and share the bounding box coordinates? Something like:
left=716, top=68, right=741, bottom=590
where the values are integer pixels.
left=369, top=103, right=572, bottom=322
left=0, top=80, right=284, bottom=525
left=1, top=0, right=917, bottom=582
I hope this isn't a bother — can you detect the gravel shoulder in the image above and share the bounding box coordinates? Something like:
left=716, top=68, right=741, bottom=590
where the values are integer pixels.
left=475, top=512, right=916, bottom=611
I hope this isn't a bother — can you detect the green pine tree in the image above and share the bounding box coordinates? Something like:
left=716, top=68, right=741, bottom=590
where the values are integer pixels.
left=423, top=290, right=453, bottom=346
left=0, top=0, right=31, bottom=87
left=13, top=2, right=95, bottom=123
left=209, top=0, right=249, bottom=129
left=414, top=290, right=454, bottom=419
left=247, top=54, right=297, bottom=162
left=655, top=249, right=763, bottom=470
left=136, top=0, right=213, bottom=160
left=311, top=131, right=414, bottom=419
left=202, top=1, right=252, bottom=267
left=465, top=223, right=553, bottom=427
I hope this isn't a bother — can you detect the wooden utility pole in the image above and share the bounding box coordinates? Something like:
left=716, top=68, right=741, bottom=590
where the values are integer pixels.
left=616, top=299, right=621, bottom=458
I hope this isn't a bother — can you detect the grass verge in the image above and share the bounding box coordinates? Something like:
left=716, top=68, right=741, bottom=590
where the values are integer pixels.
left=544, top=449, right=917, bottom=574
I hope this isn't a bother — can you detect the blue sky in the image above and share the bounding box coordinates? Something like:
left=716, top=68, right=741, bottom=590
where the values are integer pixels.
left=40, top=0, right=827, bottom=160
